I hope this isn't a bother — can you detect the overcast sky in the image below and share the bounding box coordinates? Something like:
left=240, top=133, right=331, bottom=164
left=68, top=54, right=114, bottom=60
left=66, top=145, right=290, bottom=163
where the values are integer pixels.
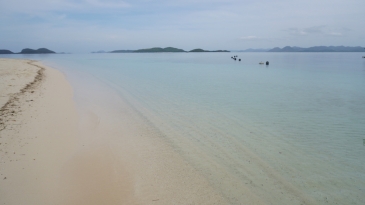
left=1, top=0, right=364, bottom=53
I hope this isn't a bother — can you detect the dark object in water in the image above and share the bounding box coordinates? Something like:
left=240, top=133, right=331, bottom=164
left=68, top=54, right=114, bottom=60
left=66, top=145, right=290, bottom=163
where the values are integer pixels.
left=363, top=56, right=365, bottom=58
left=266, top=61, right=269, bottom=65
left=239, top=59, right=241, bottom=61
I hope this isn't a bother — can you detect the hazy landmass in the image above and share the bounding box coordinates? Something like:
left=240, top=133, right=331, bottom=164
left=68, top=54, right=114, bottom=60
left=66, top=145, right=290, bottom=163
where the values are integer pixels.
left=269, top=46, right=365, bottom=52
left=108, top=47, right=229, bottom=53
left=109, top=47, right=185, bottom=53
left=19, top=48, right=56, bottom=54
left=0, top=48, right=56, bottom=54
left=110, top=50, right=135, bottom=53
left=189, top=49, right=205, bottom=52
left=91, top=50, right=108, bottom=53
left=0, top=49, right=14, bottom=54
left=134, top=47, right=186, bottom=53
left=189, top=49, right=230, bottom=52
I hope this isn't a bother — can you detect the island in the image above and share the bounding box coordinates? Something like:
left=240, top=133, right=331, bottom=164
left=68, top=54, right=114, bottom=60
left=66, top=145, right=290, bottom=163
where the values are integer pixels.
left=91, top=50, right=108, bottom=53
left=19, top=48, right=56, bottom=54
left=109, top=50, right=135, bottom=53
left=0, top=49, right=14, bottom=54
left=108, top=47, right=230, bottom=53
left=268, top=46, right=365, bottom=52
left=0, top=48, right=56, bottom=54
left=134, top=47, right=186, bottom=53
left=189, top=49, right=230, bottom=52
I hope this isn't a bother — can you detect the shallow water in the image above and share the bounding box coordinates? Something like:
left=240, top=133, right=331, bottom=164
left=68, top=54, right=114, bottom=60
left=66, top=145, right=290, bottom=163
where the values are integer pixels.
left=3, top=52, right=365, bottom=204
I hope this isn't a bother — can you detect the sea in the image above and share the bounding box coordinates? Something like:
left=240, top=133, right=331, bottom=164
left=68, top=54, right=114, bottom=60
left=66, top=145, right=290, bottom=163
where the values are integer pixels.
left=2, top=52, right=365, bottom=204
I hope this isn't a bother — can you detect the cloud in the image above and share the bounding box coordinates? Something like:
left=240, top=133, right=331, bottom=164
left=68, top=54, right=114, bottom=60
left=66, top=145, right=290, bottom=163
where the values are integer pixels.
left=328, top=32, right=342, bottom=36
left=286, top=26, right=328, bottom=36
left=285, top=26, right=349, bottom=37
left=0, top=0, right=130, bottom=15
left=239, top=36, right=260, bottom=40
left=83, top=0, right=130, bottom=9
left=1, top=0, right=364, bottom=52
left=303, top=25, right=326, bottom=34
left=286, top=28, right=308, bottom=36
left=327, top=32, right=343, bottom=37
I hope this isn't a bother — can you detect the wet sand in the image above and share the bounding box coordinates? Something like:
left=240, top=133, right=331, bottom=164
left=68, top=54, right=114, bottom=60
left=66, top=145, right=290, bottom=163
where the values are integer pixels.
left=0, top=58, right=228, bottom=204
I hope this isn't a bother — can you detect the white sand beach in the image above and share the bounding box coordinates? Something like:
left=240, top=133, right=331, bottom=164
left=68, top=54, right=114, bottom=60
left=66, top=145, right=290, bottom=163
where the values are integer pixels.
left=0, top=58, right=79, bottom=204
left=0, top=58, right=228, bottom=204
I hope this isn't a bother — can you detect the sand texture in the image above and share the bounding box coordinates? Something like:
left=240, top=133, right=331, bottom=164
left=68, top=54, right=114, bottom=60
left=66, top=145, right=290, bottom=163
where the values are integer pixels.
left=0, top=58, right=228, bottom=204
left=0, top=58, right=78, bottom=204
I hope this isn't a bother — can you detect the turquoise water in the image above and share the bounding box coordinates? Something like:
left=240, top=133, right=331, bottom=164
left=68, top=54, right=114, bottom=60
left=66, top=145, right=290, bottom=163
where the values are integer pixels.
left=2, top=53, right=365, bottom=204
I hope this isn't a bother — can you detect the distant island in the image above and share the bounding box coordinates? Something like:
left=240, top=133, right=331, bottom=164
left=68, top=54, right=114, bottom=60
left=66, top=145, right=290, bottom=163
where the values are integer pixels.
left=134, top=47, right=185, bottom=53
left=189, top=48, right=230, bottom=52
left=0, top=49, right=14, bottom=54
left=108, top=47, right=184, bottom=53
left=109, top=50, right=135, bottom=53
left=268, top=46, right=365, bottom=52
left=20, top=48, right=56, bottom=54
left=0, top=48, right=56, bottom=54
left=107, top=47, right=230, bottom=53
left=91, top=50, right=108, bottom=53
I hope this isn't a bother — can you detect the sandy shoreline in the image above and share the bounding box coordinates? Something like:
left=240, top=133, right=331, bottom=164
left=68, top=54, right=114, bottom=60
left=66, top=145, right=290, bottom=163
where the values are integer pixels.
left=0, top=58, right=228, bottom=204
left=0, top=58, right=79, bottom=204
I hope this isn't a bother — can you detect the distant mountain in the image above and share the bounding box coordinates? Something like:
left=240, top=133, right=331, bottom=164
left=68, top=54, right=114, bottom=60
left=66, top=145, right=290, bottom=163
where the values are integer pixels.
left=268, top=46, right=365, bottom=52
left=268, top=47, right=282, bottom=52
left=134, top=47, right=186, bottom=53
left=19, top=48, right=56, bottom=54
left=0, top=49, right=14, bottom=54
left=189, top=48, right=230, bottom=52
left=110, top=50, right=135, bottom=53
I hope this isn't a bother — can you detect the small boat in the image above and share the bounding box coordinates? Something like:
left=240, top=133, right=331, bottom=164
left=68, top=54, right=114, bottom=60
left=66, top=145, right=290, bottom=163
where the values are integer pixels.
left=363, top=56, right=365, bottom=58
left=259, top=62, right=265, bottom=64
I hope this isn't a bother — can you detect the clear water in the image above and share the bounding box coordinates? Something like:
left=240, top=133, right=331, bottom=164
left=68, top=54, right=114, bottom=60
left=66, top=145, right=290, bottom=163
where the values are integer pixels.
left=2, top=52, right=365, bottom=204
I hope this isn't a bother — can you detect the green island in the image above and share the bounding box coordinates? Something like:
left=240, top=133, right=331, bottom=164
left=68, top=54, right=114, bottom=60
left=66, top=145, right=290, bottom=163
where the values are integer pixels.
left=0, top=48, right=56, bottom=54
left=109, top=47, right=230, bottom=53
left=0, top=49, right=14, bottom=54
left=189, top=48, right=230, bottom=52
left=134, top=47, right=185, bottom=53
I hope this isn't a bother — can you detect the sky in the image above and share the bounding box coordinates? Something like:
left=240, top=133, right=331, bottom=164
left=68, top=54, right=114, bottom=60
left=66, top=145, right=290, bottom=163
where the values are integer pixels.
left=1, top=0, right=364, bottom=53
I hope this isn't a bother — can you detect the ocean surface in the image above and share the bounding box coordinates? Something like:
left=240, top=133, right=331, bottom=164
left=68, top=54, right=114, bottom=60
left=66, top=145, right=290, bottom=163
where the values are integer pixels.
left=2, top=52, right=365, bottom=204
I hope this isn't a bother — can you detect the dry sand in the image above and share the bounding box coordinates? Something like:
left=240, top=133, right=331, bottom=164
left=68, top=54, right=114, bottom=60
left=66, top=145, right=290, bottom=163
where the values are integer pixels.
left=0, top=58, right=78, bottom=204
left=0, top=58, right=228, bottom=204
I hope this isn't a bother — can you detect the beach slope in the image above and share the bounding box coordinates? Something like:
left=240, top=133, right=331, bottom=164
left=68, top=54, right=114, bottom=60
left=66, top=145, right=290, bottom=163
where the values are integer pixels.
left=0, top=58, right=78, bottom=204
